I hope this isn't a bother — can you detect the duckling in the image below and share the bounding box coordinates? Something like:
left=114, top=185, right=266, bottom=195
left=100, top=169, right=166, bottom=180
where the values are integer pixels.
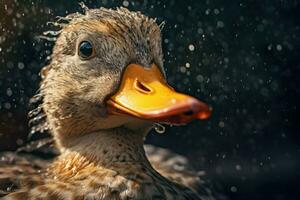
left=0, top=7, right=215, bottom=200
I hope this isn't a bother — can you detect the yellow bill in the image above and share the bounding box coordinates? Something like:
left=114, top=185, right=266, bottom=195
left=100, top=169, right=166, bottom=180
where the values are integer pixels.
left=107, top=64, right=211, bottom=125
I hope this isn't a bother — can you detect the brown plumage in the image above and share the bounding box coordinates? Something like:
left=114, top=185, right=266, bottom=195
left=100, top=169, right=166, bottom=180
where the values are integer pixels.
left=0, top=6, right=217, bottom=200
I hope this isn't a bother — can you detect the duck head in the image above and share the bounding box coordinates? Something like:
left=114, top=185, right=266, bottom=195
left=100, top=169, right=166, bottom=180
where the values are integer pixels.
left=39, top=8, right=211, bottom=147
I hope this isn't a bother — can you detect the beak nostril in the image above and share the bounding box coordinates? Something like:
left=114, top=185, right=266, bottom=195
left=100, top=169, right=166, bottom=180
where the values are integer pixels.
left=135, top=80, right=152, bottom=93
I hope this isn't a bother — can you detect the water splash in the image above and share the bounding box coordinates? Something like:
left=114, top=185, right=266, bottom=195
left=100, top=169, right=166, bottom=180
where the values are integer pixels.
left=28, top=105, right=43, bottom=118
left=43, top=30, right=61, bottom=37
left=36, top=35, right=57, bottom=42
left=154, top=123, right=166, bottom=134
left=79, top=2, right=89, bottom=13
left=46, top=21, right=66, bottom=27
left=16, top=137, right=54, bottom=153
left=55, top=16, right=72, bottom=23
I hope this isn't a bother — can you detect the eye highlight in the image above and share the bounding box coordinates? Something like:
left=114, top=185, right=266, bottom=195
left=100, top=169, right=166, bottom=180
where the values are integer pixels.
left=78, top=41, right=94, bottom=59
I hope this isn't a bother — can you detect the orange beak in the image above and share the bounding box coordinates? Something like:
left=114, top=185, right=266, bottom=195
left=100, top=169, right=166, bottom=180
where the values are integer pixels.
left=107, top=64, right=211, bottom=125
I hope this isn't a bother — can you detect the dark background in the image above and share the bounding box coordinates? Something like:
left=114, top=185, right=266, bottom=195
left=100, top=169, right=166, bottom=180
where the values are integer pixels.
left=0, top=0, right=299, bottom=199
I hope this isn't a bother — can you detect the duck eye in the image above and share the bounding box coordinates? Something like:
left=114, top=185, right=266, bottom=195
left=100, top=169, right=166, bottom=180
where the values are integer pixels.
left=78, top=41, right=94, bottom=59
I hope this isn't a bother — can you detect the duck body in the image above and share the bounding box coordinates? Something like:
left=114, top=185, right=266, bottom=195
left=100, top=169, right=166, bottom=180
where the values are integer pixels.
left=2, top=130, right=209, bottom=200
left=1, top=6, right=216, bottom=200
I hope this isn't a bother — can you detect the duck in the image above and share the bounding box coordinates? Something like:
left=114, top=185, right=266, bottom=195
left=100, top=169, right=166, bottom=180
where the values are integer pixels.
left=0, top=6, right=216, bottom=200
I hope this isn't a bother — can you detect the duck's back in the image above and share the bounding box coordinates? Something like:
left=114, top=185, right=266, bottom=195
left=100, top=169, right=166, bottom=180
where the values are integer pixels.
left=0, top=152, right=48, bottom=197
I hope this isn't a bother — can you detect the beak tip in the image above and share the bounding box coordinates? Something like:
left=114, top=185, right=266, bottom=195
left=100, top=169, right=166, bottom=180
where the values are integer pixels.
left=193, top=100, right=212, bottom=120
left=196, top=110, right=212, bottom=120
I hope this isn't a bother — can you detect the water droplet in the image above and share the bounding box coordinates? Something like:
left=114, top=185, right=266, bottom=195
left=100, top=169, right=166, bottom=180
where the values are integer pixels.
left=43, top=30, right=61, bottom=36
left=196, top=74, right=204, bottom=82
left=267, top=44, right=272, bottom=50
left=219, top=121, right=225, bottom=128
left=17, top=62, right=24, bottom=69
left=123, top=0, right=129, bottom=7
left=205, top=9, right=210, bottom=15
left=217, top=21, right=224, bottom=28
left=276, top=44, right=282, bottom=51
left=6, top=88, right=13, bottom=96
left=180, top=66, right=187, bottom=73
left=154, top=123, right=166, bottom=134
left=230, top=186, right=238, bottom=192
left=4, top=102, right=11, bottom=109
left=197, top=28, right=203, bottom=34
left=214, top=8, right=220, bottom=15
left=188, top=44, right=195, bottom=51
left=235, top=164, right=242, bottom=171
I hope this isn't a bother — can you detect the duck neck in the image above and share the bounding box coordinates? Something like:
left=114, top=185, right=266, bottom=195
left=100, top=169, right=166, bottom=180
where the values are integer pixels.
left=53, top=127, right=151, bottom=170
